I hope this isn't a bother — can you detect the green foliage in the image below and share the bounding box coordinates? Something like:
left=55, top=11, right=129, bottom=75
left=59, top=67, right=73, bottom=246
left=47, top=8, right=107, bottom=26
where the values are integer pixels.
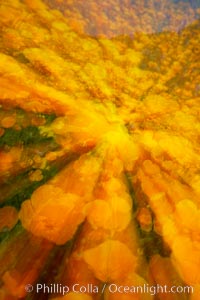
left=0, top=126, right=54, bottom=147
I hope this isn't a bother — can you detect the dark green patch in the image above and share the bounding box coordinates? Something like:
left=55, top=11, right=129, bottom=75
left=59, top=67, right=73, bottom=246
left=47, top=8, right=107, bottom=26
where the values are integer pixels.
left=15, top=53, right=30, bottom=64
left=0, top=165, right=58, bottom=210
left=44, top=113, right=57, bottom=125
left=0, top=220, right=21, bottom=244
left=125, top=172, right=138, bottom=212
left=0, top=152, right=79, bottom=209
left=139, top=228, right=171, bottom=260
left=0, top=126, right=54, bottom=147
